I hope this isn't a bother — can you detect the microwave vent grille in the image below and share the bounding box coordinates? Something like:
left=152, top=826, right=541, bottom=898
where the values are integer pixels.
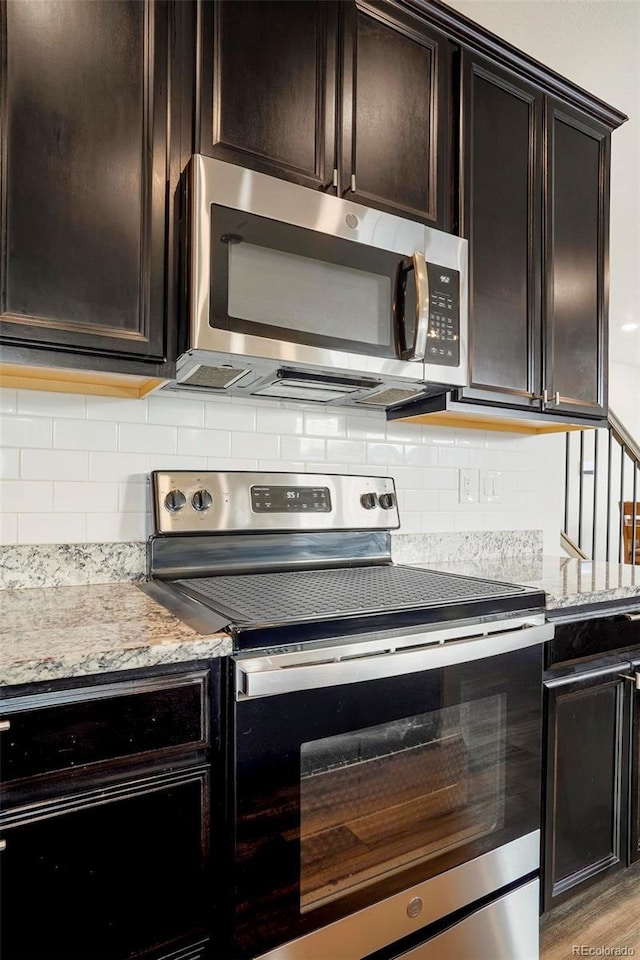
left=357, top=387, right=425, bottom=408
left=178, top=364, right=250, bottom=390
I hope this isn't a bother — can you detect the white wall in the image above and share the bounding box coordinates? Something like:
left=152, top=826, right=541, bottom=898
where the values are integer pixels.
left=446, top=0, right=640, bottom=426
left=0, top=386, right=558, bottom=550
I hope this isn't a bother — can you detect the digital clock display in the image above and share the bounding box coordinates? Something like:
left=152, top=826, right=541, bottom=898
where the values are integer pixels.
left=251, top=485, right=332, bottom=513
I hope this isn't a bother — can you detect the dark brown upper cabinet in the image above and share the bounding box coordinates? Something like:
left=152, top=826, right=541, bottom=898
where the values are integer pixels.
left=460, top=54, right=543, bottom=411
left=544, top=101, right=610, bottom=419
left=199, top=0, right=338, bottom=191
left=0, top=0, right=176, bottom=374
left=458, top=51, right=612, bottom=421
left=339, top=1, right=450, bottom=228
left=199, top=0, right=451, bottom=229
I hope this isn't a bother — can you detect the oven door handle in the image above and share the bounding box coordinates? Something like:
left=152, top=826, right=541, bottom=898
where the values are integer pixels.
left=236, top=621, right=553, bottom=699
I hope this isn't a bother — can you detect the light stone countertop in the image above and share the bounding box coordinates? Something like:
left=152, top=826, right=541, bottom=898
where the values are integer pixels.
left=415, top=556, right=640, bottom=613
left=0, top=582, right=232, bottom=687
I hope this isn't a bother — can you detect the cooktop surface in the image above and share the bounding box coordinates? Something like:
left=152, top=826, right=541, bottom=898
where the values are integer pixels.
left=174, top=564, right=536, bottom=626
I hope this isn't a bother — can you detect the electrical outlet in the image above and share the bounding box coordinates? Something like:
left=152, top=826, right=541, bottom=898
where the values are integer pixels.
left=459, top=468, right=479, bottom=503
left=479, top=470, right=503, bottom=503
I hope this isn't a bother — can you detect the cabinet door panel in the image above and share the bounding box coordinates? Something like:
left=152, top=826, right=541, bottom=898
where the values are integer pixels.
left=0, top=0, right=169, bottom=360
left=543, top=668, right=629, bottom=911
left=545, top=103, right=609, bottom=418
left=631, top=660, right=640, bottom=864
left=0, top=773, right=208, bottom=960
left=200, top=1, right=336, bottom=190
left=341, top=1, right=449, bottom=228
left=459, top=56, right=542, bottom=409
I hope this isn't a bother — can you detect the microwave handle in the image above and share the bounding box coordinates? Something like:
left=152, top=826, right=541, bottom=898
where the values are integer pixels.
left=394, top=252, right=430, bottom=361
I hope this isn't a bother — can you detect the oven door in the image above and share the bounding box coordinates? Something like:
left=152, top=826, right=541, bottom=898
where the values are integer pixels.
left=229, top=618, right=550, bottom=959
left=187, top=155, right=465, bottom=382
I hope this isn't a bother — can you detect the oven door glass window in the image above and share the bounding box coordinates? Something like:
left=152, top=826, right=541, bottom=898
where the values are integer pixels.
left=210, top=205, right=418, bottom=360
left=300, top=694, right=506, bottom=912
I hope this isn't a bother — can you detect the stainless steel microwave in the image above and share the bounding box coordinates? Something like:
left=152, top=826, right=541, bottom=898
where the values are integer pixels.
left=176, top=155, right=468, bottom=409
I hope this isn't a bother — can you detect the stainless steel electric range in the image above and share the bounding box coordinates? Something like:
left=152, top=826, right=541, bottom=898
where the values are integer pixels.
left=144, top=471, right=553, bottom=960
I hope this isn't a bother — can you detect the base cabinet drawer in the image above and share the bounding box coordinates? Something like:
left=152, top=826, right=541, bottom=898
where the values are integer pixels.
left=0, top=771, right=209, bottom=960
left=0, top=672, right=209, bottom=784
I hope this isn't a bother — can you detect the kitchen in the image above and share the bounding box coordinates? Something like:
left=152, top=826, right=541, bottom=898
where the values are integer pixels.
left=1, top=1, right=639, bottom=959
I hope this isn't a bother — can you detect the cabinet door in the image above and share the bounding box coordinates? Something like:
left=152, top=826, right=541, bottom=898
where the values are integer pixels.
left=544, top=101, right=610, bottom=419
left=543, top=666, right=630, bottom=912
left=458, top=54, right=543, bottom=410
left=199, top=1, right=337, bottom=191
left=631, top=660, right=640, bottom=864
left=0, top=0, right=170, bottom=362
left=340, top=1, right=450, bottom=229
left=0, top=772, right=209, bottom=960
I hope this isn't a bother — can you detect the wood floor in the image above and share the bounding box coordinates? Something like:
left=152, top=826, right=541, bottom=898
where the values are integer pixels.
left=541, top=863, right=640, bottom=960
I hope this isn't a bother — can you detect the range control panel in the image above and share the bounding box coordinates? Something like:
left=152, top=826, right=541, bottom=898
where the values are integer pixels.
left=426, top=263, right=460, bottom=366
left=152, top=471, right=399, bottom=535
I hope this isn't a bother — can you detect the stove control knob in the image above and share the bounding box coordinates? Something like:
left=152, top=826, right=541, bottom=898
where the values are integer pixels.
left=164, top=490, right=187, bottom=513
left=378, top=492, right=396, bottom=510
left=360, top=492, right=378, bottom=510
left=192, top=489, right=213, bottom=512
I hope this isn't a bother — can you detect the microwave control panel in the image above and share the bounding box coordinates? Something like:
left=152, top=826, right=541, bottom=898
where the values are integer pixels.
left=426, top=264, right=459, bottom=366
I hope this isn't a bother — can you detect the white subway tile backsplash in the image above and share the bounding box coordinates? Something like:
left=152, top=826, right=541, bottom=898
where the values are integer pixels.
left=207, top=457, right=258, bottom=471
left=54, top=418, right=118, bottom=452
left=1, top=481, right=54, bottom=513
left=86, top=512, right=148, bottom=542
left=259, top=460, right=305, bottom=473
left=177, top=427, right=230, bottom=458
left=438, top=446, right=471, bottom=468
left=404, top=444, right=438, bottom=467
left=0, top=449, right=19, bottom=480
left=346, top=417, right=386, bottom=441
left=388, top=466, right=425, bottom=488
left=22, top=449, right=89, bottom=481
left=118, top=482, right=149, bottom=513
left=453, top=512, right=487, bottom=531
left=149, top=395, right=205, bottom=428
left=0, top=389, right=17, bottom=414
left=207, top=402, right=256, bottom=432
left=89, top=452, right=151, bottom=483
left=257, top=407, right=304, bottom=436
left=18, top=390, right=86, bottom=419
left=421, top=467, right=457, bottom=490
left=0, top=390, right=551, bottom=546
left=385, top=421, right=421, bottom=443
left=305, top=413, right=346, bottom=438
left=281, top=436, right=325, bottom=462
left=421, top=511, right=456, bottom=532
left=18, top=512, right=87, bottom=544
left=0, top=513, right=17, bottom=544
left=1, top=415, right=52, bottom=449
left=87, top=396, right=148, bottom=423
left=326, top=439, right=367, bottom=464
left=232, top=431, right=279, bottom=460
left=120, top=423, right=177, bottom=455
left=149, top=454, right=207, bottom=471
left=366, top=441, right=403, bottom=466
left=54, top=481, right=118, bottom=513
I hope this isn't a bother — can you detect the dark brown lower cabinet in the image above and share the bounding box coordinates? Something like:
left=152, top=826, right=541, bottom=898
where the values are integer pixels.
left=543, top=662, right=632, bottom=912
left=0, top=772, right=209, bottom=960
left=631, top=657, right=640, bottom=864
left=0, top=663, right=219, bottom=960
